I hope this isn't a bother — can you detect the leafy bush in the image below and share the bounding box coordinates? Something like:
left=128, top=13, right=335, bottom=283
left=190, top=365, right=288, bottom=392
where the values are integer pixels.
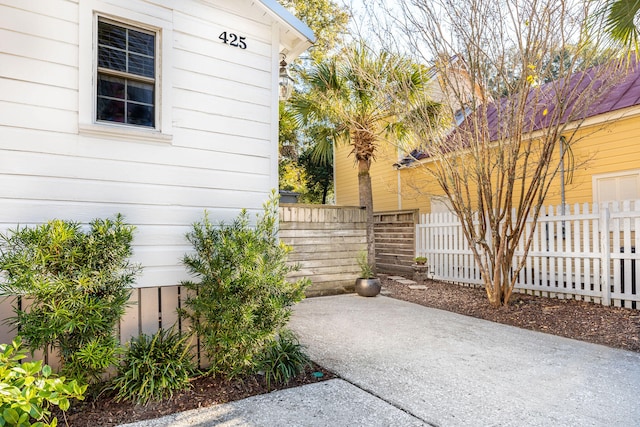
left=111, top=327, right=194, bottom=405
left=0, top=338, right=86, bottom=427
left=180, top=192, right=310, bottom=377
left=0, top=215, right=140, bottom=385
left=257, top=329, right=310, bottom=390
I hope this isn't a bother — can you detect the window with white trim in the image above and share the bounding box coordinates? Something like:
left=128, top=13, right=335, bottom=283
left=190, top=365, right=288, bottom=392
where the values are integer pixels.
left=593, top=170, right=640, bottom=205
left=431, top=196, right=453, bottom=214
left=96, top=18, right=156, bottom=128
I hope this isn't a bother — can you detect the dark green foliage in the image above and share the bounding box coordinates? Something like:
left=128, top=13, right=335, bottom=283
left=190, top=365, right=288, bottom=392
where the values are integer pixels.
left=299, top=146, right=333, bottom=204
left=257, top=329, right=310, bottom=390
left=180, top=193, right=310, bottom=377
left=0, top=215, right=139, bottom=385
left=111, top=328, right=194, bottom=405
left=0, top=337, right=86, bottom=427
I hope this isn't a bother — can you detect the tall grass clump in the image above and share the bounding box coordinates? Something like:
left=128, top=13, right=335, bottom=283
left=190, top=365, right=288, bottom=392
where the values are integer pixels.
left=111, top=327, right=194, bottom=405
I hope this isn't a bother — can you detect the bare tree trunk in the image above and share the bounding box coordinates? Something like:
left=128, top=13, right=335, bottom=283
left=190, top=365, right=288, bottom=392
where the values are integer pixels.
left=358, top=158, right=376, bottom=274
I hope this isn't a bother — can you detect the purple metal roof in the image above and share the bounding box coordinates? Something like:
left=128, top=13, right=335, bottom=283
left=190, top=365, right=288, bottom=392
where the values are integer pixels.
left=480, top=59, right=640, bottom=141
left=395, top=59, right=640, bottom=167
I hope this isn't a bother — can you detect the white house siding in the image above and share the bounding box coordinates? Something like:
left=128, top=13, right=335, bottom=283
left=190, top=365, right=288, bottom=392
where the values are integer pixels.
left=0, top=0, right=291, bottom=287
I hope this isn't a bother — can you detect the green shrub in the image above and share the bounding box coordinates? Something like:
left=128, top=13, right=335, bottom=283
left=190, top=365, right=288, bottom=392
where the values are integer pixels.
left=357, top=251, right=375, bottom=278
left=180, top=192, right=310, bottom=377
left=257, top=329, right=310, bottom=390
left=0, top=338, right=86, bottom=427
left=0, top=215, right=140, bottom=385
left=111, top=328, right=194, bottom=405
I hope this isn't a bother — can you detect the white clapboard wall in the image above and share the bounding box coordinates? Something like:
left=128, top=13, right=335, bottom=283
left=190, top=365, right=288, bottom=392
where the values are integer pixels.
left=0, top=0, right=282, bottom=289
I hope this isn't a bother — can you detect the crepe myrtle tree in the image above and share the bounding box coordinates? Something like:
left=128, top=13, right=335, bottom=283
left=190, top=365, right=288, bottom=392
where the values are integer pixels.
left=364, top=0, right=625, bottom=307
left=291, top=41, right=441, bottom=273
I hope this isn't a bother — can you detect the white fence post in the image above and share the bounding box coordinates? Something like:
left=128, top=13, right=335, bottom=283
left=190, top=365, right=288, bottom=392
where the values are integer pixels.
left=600, top=207, right=611, bottom=306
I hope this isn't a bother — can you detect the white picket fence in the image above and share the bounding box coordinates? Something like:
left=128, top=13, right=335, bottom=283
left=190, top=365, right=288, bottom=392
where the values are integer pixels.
left=416, top=201, right=640, bottom=309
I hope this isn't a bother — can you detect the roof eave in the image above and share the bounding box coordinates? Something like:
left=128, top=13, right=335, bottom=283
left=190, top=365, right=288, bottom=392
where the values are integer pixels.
left=256, top=0, right=316, bottom=58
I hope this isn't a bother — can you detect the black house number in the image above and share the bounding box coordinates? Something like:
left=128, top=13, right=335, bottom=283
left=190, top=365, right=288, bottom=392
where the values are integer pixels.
left=219, top=31, right=247, bottom=49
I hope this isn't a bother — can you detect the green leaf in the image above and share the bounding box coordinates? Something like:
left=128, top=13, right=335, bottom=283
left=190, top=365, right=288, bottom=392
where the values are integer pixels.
left=29, top=404, right=43, bottom=419
left=2, top=408, right=19, bottom=424
left=57, top=398, right=70, bottom=411
left=41, top=365, right=51, bottom=378
left=17, top=413, right=28, bottom=424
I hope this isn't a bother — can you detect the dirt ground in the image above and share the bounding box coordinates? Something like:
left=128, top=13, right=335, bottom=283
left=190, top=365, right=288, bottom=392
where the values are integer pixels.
left=56, top=276, right=639, bottom=426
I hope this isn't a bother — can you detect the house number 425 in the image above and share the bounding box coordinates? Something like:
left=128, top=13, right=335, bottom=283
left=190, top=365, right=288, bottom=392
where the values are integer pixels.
left=219, top=31, right=247, bottom=49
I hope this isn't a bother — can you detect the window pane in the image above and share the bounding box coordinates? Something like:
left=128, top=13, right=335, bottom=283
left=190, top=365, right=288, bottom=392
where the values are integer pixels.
left=98, top=22, right=126, bottom=49
left=95, top=20, right=156, bottom=129
left=98, top=47, right=126, bottom=72
left=129, top=29, right=155, bottom=56
left=98, top=75, right=125, bottom=99
left=127, top=104, right=154, bottom=127
left=97, top=98, right=125, bottom=123
left=127, top=81, right=154, bottom=104
left=619, top=175, right=639, bottom=200
left=128, top=53, right=154, bottom=78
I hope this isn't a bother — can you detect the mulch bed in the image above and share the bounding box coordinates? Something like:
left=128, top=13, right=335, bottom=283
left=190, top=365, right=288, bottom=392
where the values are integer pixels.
left=381, top=275, right=640, bottom=352
left=53, top=363, right=335, bottom=427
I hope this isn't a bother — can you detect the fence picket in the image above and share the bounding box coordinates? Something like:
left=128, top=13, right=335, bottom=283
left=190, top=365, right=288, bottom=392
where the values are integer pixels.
left=120, top=289, right=140, bottom=344
left=140, top=287, right=160, bottom=336
left=611, top=203, right=622, bottom=307
left=417, top=201, right=640, bottom=308
left=160, top=285, right=180, bottom=330
left=572, top=204, right=581, bottom=297
left=0, top=296, right=16, bottom=345
left=567, top=205, right=574, bottom=293
left=635, top=202, right=640, bottom=307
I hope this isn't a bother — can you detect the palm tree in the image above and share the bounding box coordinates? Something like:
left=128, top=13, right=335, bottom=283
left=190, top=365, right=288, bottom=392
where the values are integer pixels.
left=291, top=42, right=440, bottom=273
left=595, top=0, right=640, bottom=48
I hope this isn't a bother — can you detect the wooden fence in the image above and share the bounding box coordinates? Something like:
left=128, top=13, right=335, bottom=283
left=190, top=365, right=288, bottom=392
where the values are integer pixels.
left=374, top=210, right=418, bottom=275
left=416, top=201, right=640, bottom=309
left=0, top=286, right=210, bottom=367
left=280, top=204, right=367, bottom=296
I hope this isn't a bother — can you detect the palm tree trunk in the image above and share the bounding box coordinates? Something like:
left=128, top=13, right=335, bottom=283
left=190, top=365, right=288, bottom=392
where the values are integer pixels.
left=358, top=158, right=376, bottom=274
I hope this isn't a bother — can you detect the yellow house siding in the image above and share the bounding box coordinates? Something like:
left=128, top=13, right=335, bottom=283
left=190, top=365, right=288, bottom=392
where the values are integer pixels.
left=335, top=106, right=640, bottom=214
left=371, top=140, right=402, bottom=211
left=548, top=114, right=640, bottom=206
left=334, top=144, right=359, bottom=206
left=334, top=140, right=404, bottom=212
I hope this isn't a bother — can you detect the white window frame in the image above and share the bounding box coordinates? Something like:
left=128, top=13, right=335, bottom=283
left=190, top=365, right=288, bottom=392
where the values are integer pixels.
left=592, top=169, right=640, bottom=206
left=78, top=0, right=173, bottom=142
left=431, top=196, right=453, bottom=214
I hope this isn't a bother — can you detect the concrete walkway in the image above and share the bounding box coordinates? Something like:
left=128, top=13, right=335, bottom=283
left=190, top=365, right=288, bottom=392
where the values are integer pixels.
left=288, top=295, right=640, bottom=427
left=121, top=294, right=640, bottom=426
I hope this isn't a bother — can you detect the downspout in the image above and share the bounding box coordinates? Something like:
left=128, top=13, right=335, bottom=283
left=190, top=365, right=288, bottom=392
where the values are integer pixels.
left=332, top=139, right=337, bottom=205
left=397, top=144, right=403, bottom=210
left=559, top=136, right=566, bottom=213
left=397, top=169, right=402, bottom=210
left=559, top=136, right=566, bottom=237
